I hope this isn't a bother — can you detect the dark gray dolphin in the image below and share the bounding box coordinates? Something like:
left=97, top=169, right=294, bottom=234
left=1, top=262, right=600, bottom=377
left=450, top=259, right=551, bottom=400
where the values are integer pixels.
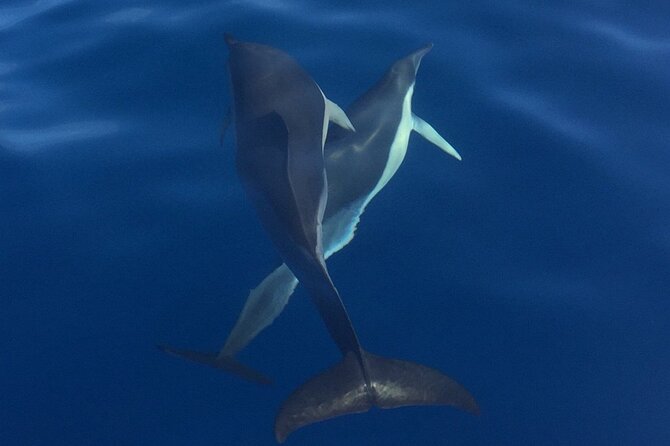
left=220, top=33, right=363, bottom=364
left=160, top=34, right=354, bottom=384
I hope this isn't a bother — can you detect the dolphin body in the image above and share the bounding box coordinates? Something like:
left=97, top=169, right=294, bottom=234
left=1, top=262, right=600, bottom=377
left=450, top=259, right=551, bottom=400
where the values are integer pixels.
left=161, top=45, right=464, bottom=383
left=162, top=36, right=478, bottom=441
left=158, top=34, right=355, bottom=382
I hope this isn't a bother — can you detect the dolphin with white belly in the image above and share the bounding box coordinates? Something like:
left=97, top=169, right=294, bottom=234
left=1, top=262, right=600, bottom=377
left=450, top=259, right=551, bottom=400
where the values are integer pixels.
left=161, top=44, right=462, bottom=384
left=163, top=35, right=478, bottom=441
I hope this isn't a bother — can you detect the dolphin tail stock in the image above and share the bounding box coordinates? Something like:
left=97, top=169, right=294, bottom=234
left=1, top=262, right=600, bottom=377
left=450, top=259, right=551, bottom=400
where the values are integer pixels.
left=157, top=344, right=272, bottom=386
left=274, top=349, right=479, bottom=442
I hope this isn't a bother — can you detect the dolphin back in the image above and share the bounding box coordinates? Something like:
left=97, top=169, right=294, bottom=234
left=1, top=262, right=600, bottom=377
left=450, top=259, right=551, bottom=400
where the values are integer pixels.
left=275, top=350, right=479, bottom=442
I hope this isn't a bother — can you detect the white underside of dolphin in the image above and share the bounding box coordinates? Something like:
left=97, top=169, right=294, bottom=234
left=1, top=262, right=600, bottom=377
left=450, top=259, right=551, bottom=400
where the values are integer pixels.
left=221, top=83, right=461, bottom=357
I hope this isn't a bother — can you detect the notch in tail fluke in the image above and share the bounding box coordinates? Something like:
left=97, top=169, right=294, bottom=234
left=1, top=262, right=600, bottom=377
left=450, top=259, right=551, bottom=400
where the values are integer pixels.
left=274, top=350, right=478, bottom=443
left=157, top=344, right=272, bottom=386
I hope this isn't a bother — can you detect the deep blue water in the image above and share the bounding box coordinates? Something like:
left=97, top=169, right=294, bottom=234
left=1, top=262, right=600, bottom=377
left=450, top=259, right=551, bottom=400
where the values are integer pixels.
left=2, top=1, right=669, bottom=444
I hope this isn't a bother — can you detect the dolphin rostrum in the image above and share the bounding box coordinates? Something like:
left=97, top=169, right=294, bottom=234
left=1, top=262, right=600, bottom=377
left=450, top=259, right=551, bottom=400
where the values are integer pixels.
left=181, top=35, right=478, bottom=441
left=162, top=44, right=464, bottom=388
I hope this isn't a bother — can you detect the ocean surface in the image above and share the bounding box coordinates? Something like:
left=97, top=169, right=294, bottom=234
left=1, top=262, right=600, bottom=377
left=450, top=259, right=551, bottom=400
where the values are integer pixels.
left=1, top=1, right=669, bottom=444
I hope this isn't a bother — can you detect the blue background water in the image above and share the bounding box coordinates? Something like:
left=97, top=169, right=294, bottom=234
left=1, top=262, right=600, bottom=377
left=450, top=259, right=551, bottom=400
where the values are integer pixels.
left=1, top=1, right=669, bottom=444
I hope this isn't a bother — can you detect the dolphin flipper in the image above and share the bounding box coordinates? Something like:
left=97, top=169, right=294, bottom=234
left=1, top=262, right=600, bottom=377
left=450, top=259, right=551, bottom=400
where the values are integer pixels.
left=157, top=344, right=272, bottom=385
left=321, top=198, right=366, bottom=258
left=219, top=201, right=366, bottom=359
left=412, top=114, right=462, bottom=161
left=222, top=264, right=299, bottom=356
left=275, top=350, right=479, bottom=442
left=325, top=98, right=356, bottom=132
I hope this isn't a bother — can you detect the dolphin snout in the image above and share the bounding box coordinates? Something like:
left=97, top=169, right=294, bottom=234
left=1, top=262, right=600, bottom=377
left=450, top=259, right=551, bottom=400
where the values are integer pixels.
left=408, top=43, right=433, bottom=71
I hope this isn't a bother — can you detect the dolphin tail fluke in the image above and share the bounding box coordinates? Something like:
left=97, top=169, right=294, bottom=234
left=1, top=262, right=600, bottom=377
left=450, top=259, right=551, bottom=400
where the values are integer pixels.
left=157, top=344, right=272, bottom=385
left=274, top=350, right=478, bottom=442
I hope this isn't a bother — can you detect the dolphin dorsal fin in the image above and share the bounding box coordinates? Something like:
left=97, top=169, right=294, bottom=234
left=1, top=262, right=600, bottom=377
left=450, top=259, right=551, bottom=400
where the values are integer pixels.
left=412, top=114, right=462, bottom=160
left=325, top=98, right=356, bottom=132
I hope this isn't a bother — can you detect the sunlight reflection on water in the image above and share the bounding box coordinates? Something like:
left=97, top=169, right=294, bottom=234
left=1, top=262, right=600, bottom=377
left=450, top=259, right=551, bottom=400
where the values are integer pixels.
left=2, top=120, right=121, bottom=151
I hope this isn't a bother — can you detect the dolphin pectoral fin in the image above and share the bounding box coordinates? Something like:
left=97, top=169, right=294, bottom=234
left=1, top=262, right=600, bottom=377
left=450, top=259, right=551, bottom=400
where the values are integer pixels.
left=321, top=199, right=366, bottom=258
left=157, top=344, right=272, bottom=385
left=211, top=353, right=273, bottom=386
left=220, top=106, right=232, bottom=146
left=412, top=114, right=462, bottom=161
left=274, top=350, right=479, bottom=442
left=221, top=264, right=299, bottom=356
left=325, top=98, right=356, bottom=132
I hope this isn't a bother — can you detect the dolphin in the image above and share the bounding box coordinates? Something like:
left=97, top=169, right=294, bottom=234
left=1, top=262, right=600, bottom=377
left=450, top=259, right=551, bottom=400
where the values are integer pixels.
left=159, top=33, right=354, bottom=382
left=161, top=44, right=463, bottom=386
left=175, top=35, right=478, bottom=441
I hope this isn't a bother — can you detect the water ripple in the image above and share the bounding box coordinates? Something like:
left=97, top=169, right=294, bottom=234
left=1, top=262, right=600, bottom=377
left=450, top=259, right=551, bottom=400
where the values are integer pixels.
left=102, top=7, right=153, bottom=24
left=582, top=20, right=670, bottom=53
left=492, top=87, right=605, bottom=146
left=0, top=0, right=74, bottom=32
left=2, top=120, right=121, bottom=151
left=0, top=61, right=18, bottom=76
left=491, top=86, right=669, bottom=200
